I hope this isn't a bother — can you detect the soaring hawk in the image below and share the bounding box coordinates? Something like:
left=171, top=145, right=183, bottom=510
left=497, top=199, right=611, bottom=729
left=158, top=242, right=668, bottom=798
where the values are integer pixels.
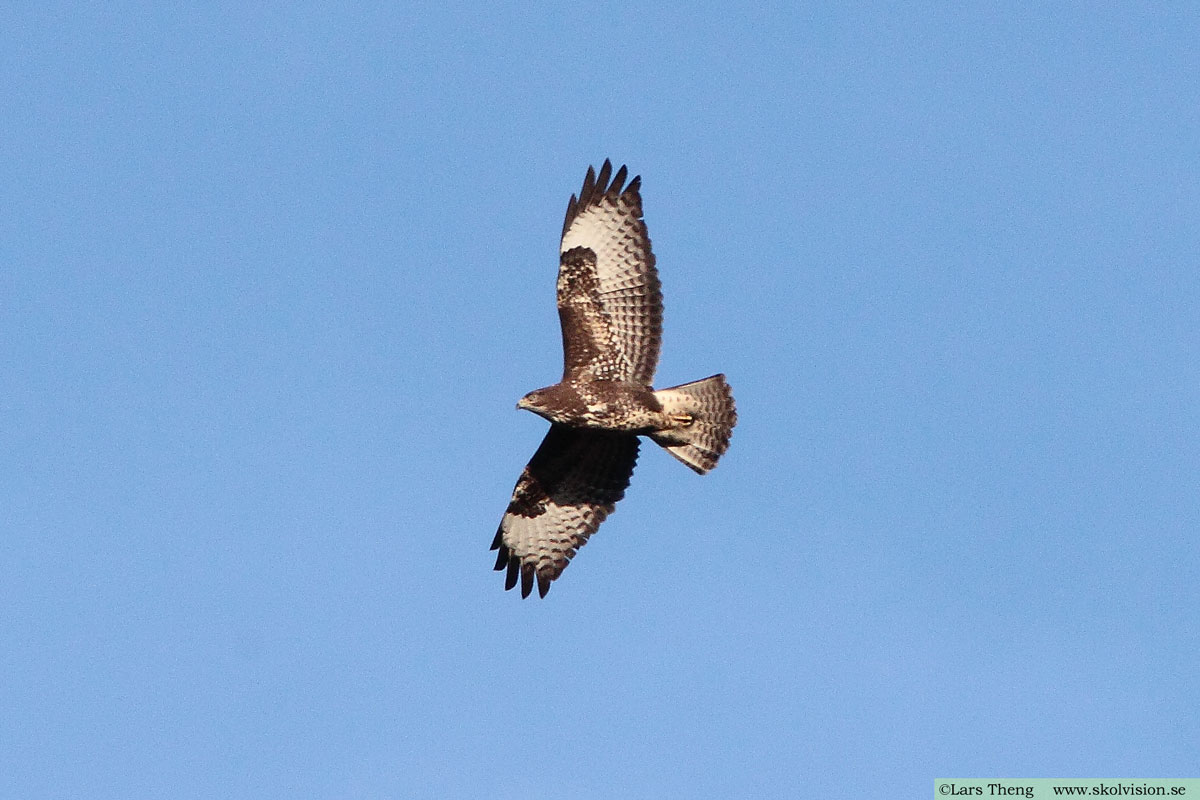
left=491, top=161, right=737, bottom=598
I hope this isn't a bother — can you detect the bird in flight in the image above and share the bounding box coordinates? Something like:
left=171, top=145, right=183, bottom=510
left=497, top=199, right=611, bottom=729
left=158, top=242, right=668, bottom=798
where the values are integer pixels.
left=491, top=161, right=737, bottom=598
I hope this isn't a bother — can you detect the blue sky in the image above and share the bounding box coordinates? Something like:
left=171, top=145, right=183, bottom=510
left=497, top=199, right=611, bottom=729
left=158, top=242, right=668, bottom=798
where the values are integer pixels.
left=3, top=4, right=1197, bottom=798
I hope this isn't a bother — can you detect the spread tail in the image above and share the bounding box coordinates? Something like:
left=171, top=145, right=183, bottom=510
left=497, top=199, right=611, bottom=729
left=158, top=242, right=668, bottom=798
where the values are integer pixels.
left=650, top=374, right=737, bottom=474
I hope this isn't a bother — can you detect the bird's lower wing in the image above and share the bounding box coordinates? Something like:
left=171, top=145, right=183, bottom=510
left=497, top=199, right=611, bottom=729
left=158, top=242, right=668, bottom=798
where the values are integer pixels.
left=491, top=425, right=639, bottom=598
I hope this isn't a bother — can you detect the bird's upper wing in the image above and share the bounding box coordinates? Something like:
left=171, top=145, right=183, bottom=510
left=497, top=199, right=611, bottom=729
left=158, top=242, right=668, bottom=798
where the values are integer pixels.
left=491, top=425, right=639, bottom=598
left=557, top=160, right=663, bottom=384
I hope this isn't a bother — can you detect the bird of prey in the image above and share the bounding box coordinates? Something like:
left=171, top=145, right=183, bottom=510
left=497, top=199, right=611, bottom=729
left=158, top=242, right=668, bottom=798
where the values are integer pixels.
left=491, top=160, right=737, bottom=598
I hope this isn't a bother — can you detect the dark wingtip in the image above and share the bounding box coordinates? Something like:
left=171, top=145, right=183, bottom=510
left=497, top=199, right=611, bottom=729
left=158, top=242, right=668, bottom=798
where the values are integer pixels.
left=520, top=565, right=534, bottom=598
left=493, top=545, right=509, bottom=571
left=491, top=527, right=509, bottom=570
left=610, top=164, right=628, bottom=194
left=562, top=193, right=579, bottom=237
left=581, top=164, right=597, bottom=199
left=505, top=558, right=520, bottom=590
left=536, top=571, right=551, bottom=598
left=595, top=160, right=613, bottom=194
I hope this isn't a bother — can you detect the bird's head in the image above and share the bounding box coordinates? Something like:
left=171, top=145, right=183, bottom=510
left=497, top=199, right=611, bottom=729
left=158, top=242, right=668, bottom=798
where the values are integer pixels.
left=517, top=388, right=548, bottom=413
left=517, top=386, right=565, bottom=423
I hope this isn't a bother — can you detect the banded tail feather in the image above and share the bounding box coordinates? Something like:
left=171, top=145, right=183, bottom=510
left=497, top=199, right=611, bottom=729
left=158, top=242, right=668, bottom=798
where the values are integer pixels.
left=650, top=374, right=737, bottom=474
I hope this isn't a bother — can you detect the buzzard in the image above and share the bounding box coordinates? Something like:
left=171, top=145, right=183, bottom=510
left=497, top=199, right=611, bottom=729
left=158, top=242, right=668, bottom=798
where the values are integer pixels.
left=491, top=161, right=737, bottom=598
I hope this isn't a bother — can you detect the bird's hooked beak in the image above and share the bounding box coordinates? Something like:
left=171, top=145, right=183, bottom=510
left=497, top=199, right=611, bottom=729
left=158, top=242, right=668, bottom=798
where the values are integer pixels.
left=516, top=394, right=534, bottom=412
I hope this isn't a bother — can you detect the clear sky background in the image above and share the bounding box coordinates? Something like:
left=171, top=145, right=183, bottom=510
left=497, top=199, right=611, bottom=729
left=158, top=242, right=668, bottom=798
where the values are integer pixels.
left=3, top=4, right=1197, bottom=798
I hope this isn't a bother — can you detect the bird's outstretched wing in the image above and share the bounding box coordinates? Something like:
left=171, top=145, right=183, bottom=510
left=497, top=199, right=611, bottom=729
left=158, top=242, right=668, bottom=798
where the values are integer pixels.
left=491, top=425, right=639, bottom=598
left=557, top=160, right=663, bottom=384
